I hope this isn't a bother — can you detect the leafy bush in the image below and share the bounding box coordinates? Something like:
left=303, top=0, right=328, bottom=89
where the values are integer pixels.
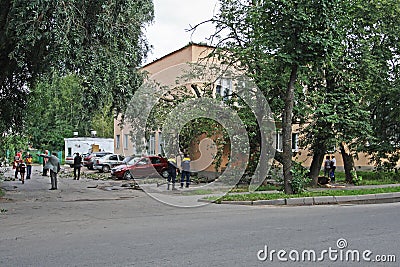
left=290, top=162, right=311, bottom=194
left=351, top=170, right=362, bottom=185
left=274, top=162, right=311, bottom=193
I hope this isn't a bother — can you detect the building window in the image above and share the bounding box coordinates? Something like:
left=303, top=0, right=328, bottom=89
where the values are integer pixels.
left=148, top=135, right=155, bottom=155
left=292, top=133, right=299, bottom=152
left=158, top=132, right=164, bottom=156
left=276, top=133, right=283, bottom=152
left=327, top=146, right=336, bottom=153
left=216, top=85, right=221, bottom=96
left=275, top=132, right=298, bottom=152
left=124, top=134, right=129, bottom=150
left=215, top=78, right=232, bottom=100
left=116, top=135, right=120, bottom=150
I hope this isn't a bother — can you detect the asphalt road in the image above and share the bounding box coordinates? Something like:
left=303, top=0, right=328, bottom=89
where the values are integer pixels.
left=1, top=166, right=399, bottom=267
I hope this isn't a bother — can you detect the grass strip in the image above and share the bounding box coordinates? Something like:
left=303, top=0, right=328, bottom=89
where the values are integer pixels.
left=207, top=186, right=400, bottom=202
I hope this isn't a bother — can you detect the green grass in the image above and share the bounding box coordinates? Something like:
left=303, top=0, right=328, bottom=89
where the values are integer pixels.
left=322, top=171, right=400, bottom=185
left=231, top=184, right=281, bottom=193
left=207, top=186, right=400, bottom=202
left=0, top=189, right=4, bottom=198
left=182, top=189, right=215, bottom=195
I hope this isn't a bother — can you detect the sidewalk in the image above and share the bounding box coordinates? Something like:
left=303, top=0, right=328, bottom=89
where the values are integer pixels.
left=0, top=165, right=145, bottom=203
left=2, top=165, right=400, bottom=207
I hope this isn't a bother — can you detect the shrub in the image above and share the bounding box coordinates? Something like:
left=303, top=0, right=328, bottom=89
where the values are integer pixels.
left=290, top=162, right=311, bottom=194
left=351, top=170, right=363, bottom=185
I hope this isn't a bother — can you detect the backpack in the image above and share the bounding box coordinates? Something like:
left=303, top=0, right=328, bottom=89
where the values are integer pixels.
left=325, top=160, right=331, bottom=168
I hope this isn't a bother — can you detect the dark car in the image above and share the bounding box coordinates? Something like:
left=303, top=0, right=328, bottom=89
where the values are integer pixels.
left=111, top=156, right=168, bottom=180
left=83, top=152, right=112, bottom=170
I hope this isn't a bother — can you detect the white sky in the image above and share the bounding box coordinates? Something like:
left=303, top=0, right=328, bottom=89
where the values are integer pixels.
left=144, top=0, right=219, bottom=64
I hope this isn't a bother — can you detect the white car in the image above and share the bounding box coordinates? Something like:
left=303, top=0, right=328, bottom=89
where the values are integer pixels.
left=93, top=154, right=125, bottom=172
left=64, top=155, right=75, bottom=167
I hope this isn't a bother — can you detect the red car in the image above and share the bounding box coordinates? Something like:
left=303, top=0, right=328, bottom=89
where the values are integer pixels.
left=111, top=156, right=169, bottom=180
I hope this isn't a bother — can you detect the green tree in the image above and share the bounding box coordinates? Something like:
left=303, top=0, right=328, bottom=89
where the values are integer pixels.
left=26, top=75, right=114, bottom=151
left=204, top=0, right=345, bottom=193
left=0, top=0, right=154, bottom=135
left=357, top=0, right=400, bottom=170
left=303, top=0, right=400, bottom=182
left=0, top=134, right=28, bottom=163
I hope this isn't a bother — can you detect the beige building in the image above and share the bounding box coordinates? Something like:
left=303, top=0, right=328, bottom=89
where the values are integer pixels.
left=114, top=43, right=396, bottom=175
left=114, top=43, right=215, bottom=157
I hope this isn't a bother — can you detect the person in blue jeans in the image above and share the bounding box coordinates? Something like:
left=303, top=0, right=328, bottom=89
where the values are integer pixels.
left=180, top=154, right=191, bottom=188
left=24, top=152, right=33, bottom=179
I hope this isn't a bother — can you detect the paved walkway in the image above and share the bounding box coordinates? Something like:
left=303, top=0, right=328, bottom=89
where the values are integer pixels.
left=1, top=165, right=400, bottom=207
left=0, top=165, right=218, bottom=208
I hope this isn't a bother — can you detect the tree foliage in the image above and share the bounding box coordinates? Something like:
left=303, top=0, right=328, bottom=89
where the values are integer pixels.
left=0, top=0, right=154, bottom=135
left=203, top=0, right=346, bottom=193
left=193, top=0, right=400, bottom=190
left=25, top=75, right=114, bottom=151
left=356, top=0, right=400, bottom=169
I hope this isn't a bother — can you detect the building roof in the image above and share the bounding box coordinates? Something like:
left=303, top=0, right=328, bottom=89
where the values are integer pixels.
left=142, top=42, right=214, bottom=69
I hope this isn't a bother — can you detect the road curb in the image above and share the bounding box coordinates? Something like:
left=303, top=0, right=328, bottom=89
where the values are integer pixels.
left=212, top=191, right=400, bottom=206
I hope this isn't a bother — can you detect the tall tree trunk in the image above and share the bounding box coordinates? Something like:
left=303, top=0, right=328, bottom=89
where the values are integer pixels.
left=282, top=65, right=298, bottom=194
left=340, top=142, right=355, bottom=183
left=309, top=149, right=326, bottom=185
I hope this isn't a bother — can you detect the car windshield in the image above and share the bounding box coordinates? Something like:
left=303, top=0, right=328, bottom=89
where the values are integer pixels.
left=136, top=158, right=150, bottom=166
left=127, top=157, right=140, bottom=165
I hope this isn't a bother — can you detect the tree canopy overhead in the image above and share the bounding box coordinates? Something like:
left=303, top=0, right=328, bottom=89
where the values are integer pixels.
left=0, top=0, right=154, bottom=135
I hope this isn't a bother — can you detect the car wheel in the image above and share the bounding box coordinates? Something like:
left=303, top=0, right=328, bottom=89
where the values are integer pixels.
left=69, top=164, right=74, bottom=168
left=123, top=171, right=132, bottom=180
left=161, top=170, right=169, bottom=178
left=102, top=165, right=110, bottom=173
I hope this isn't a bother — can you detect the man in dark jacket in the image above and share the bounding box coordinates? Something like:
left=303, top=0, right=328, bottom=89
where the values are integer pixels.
left=167, top=155, right=177, bottom=190
left=73, top=153, right=82, bottom=180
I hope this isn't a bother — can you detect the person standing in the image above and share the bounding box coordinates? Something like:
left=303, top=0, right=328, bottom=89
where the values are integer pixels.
left=24, top=151, right=33, bottom=179
left=73, top=153, right=82, bottom=180
left=16, top=149, right=23, bottom=160
left=167, top=155, right=177, bottom=190
left=42, top=150, right=49, bottom=176
left=13, top=152, right=21, bottom=180
left=324, top=156, right=331, bottom=178
left=19, top=160, right=26, bottom=184
left=330, top=156, right=337, bottom=183
left=180, top=154, right=191, bottom=188
left=41, top=152, right=60, bottom=190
